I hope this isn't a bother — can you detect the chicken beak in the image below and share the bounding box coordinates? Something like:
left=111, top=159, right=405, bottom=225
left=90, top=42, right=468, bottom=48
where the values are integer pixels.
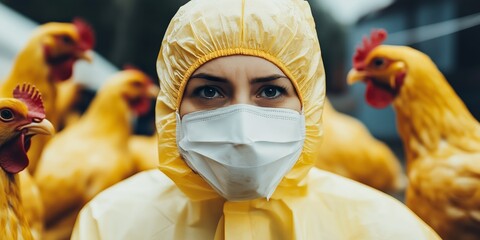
left=19, top=119, right=55, bottom=136
left=147, top=84, right=160, bottom=98
left=77, top=51, right=93, bottom=63
left=347, top=69, right=367, bottom=85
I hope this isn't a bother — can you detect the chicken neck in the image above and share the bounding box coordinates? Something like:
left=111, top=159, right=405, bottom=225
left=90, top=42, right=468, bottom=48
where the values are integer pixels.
left=393, top=71, right=480, bottom=168
left=75, top=88, right=132, bottom=143
left=0, top=171, right=33, bottom=239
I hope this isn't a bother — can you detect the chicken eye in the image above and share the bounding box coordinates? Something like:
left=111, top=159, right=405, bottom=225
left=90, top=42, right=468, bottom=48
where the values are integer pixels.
left=61, top=35, right=74, bottom=45
left=131, top=81, right=144, bottom=88
left=371, top=57, right=386, bottom=68
left=0, top=109, right=14, bottom=122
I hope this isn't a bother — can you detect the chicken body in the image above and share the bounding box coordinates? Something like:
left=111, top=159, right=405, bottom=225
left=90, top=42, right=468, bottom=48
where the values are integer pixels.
left=0, top=86, right=54, bottom=240
left=34, top=69, right=159, bottom=240
left=129, top=134, right=159, bottom=172
left=348, top=30, right=480, bottom=240
left=316, top=99, right=405, bottom=193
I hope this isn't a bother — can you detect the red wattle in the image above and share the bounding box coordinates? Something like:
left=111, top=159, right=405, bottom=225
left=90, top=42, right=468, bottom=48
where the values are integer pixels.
left=365, top=80, right=395, bottom=109
left=0, top=134, right=29, bottom=174
left=134, top=98, right=151, bottom=116
left=51, top=58, right=75, bottom=81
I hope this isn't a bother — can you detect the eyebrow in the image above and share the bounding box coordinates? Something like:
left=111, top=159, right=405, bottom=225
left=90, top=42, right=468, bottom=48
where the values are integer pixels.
left=190, top=73, right=288, bottom=83
left=190, top=73, right=228, bottom=83
left=251, top=74, right=289, bottom=83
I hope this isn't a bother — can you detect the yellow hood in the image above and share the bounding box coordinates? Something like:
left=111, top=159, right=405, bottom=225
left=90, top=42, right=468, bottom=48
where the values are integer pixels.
left=156, top=0, right=325, bottom=201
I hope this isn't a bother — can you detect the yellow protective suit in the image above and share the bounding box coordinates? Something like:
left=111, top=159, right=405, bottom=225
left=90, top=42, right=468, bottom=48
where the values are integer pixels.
left=72, top=0, right=441, bottom=239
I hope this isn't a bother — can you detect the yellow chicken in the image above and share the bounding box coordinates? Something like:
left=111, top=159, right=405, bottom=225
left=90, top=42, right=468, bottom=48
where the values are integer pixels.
left=34, top=69, right=159, bottom=240
left=0, top=84, right=54, bottom=240
left=316, top=99, right=405, bottom=193
left=0, top=19, right=95, bottom=172
left=348, top=29, right=480, bottom=240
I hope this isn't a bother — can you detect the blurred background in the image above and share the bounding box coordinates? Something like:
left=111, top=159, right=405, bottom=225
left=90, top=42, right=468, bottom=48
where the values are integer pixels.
left=1, top=0, right=480, bottom=162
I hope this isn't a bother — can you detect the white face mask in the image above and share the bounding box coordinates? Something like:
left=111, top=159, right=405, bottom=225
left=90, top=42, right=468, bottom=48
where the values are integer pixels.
left=176, top=104, right=305, bottom=201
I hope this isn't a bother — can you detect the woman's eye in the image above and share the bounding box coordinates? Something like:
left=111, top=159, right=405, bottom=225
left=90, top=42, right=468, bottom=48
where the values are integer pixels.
left=258, top=86, right=284, bottom=99
left=198, top=86, right=222, bottom=99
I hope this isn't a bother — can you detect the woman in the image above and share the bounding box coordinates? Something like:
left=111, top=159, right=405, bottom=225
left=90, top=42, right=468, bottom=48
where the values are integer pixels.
left=72, top=0, right=440, bottom=239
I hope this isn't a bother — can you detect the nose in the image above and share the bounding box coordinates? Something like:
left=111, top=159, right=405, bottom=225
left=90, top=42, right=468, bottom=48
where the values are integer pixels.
left=230, top=88, right=252, bottom=105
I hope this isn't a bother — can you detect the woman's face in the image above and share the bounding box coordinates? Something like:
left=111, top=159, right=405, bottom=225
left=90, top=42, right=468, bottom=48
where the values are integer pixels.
left=179, top=55, right=301, bottom=117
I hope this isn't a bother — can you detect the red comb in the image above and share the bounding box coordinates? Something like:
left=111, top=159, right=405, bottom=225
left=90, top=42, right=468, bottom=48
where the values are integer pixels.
left=73, top=18, right=95, bottom=51
left=13, top=84, right=46, bottom=120
left=353, top=29, right=387, bottom=70
left=123, top=64, right=140, bottom=71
